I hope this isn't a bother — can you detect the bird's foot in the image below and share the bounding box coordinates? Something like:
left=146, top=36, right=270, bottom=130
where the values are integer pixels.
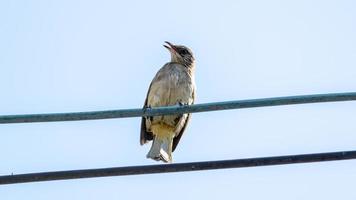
left=177, top=101, right=188, bottom=106
left=144, top=105, right=153, bottom=121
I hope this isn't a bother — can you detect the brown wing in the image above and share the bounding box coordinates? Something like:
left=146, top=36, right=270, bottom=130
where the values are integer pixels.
left=140, top=64, right=171, bottom=145
left=140, top=65, right=170, bottom=145
left=172, top=89, right=195, bottom=152
left=172, top=113, right=192, bottom=152
left=140, top=86, right=153, bottom=145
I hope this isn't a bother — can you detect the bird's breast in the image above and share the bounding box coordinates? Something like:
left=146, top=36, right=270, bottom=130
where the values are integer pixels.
left=148, top=67, right=193, bottom=107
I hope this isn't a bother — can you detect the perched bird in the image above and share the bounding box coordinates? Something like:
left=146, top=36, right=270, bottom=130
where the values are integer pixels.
left=140, top=41, right=196, bottom=163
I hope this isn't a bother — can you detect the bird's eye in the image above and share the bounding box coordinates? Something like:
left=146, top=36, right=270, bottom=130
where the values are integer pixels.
left=179, top=49, right=188, bottom=55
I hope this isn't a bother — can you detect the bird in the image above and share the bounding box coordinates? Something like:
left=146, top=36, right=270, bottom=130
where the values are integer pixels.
left=140, top=41, right=196, bottom=163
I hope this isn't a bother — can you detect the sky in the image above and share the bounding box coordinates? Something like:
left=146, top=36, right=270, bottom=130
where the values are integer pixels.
left=1, top=0, right=356, bottom=199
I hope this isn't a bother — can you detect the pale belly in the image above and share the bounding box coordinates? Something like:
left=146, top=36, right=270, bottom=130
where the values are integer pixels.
left=146, top=70, right=193, bottom=129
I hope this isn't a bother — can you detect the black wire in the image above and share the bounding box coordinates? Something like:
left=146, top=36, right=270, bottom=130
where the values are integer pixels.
left=1, top=150, right=355, bottom=185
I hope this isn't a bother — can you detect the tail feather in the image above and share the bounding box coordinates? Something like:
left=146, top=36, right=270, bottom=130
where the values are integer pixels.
left=146, top=135, right=173, bottom=163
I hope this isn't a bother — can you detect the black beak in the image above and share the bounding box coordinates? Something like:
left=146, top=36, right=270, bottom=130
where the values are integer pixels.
left=163, top=41, right=176, bottom=52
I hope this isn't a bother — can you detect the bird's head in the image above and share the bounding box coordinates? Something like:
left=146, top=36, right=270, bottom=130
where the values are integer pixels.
left=164, top=41, right=195, bottom=67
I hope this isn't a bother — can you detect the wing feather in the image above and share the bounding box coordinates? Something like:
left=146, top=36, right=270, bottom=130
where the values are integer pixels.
left=140, top=86, right=153, bottom=145
left=172, top=88, right=195, bottom=151
left=172, top=113, right=191, bottom=152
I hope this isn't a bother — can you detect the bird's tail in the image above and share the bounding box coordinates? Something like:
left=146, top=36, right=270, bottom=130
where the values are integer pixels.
left=146, top=125, right=174, bottom=163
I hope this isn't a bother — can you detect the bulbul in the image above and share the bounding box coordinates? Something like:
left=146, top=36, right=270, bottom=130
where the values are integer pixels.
left=140, top=41, right=196, bottom=163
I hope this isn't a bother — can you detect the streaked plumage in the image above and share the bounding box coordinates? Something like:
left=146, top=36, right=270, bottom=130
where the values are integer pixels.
left=140, top=41, right=196, bottom=163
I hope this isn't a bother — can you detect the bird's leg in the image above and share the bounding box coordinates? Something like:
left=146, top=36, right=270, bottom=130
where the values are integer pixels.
left=177, top=100, right=188, bottom=106
left=144, top=105, right=152, bottom=109
left=144, top=105, right=153, bottom=121
left=175, top=101, right=187, bottom=118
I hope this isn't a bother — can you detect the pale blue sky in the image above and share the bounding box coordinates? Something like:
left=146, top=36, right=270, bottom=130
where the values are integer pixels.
left=1, top=0, right=356, bottom=199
